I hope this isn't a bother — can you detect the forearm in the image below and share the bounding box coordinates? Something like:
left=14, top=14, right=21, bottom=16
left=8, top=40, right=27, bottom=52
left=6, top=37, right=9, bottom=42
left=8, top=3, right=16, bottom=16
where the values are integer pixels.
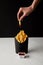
left=31, top=0, right=40, bottom=10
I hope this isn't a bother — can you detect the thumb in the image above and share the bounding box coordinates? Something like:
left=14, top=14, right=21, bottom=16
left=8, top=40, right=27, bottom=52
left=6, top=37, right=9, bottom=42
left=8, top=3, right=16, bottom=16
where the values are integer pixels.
left=19, top=13, right=25, bottom=22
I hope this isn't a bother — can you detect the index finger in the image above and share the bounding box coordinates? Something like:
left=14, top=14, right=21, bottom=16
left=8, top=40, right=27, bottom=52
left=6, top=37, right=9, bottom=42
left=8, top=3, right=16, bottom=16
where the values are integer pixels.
left=17, top=8, right=22, bottom=21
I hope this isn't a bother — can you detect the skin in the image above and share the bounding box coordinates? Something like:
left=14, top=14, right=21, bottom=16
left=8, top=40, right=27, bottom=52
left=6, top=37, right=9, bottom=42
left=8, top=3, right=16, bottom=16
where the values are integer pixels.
left=17, top=0, right=40, bottom=22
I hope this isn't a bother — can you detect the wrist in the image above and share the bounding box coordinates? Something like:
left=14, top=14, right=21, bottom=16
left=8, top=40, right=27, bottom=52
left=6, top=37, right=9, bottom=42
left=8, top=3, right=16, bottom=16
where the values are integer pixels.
left=31, top=0, right=40, bottom=10
left=31, top=4, right=35, bottom=10
left=28, top=5, right=34, bottom=12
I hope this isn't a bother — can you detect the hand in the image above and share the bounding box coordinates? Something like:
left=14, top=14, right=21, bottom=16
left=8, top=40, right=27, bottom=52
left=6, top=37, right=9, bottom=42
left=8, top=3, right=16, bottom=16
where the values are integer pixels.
left=17, top=5, right=33, bottom=22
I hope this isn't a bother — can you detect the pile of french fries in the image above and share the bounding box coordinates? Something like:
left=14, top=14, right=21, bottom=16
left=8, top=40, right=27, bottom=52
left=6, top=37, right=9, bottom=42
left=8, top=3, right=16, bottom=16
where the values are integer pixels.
left=15, top=30, right=28, bottom=43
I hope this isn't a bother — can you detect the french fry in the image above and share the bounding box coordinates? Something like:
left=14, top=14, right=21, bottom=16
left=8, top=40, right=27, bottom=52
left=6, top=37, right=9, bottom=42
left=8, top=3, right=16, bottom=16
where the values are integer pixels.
left=19, top=21, right=21, bottom=26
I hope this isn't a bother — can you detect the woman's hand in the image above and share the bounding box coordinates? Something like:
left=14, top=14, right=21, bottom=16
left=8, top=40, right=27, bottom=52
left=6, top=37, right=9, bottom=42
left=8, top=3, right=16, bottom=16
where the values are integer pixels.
left=17, top=5, right=33, bottom=22
left=17, top=0, right=40, bottom=22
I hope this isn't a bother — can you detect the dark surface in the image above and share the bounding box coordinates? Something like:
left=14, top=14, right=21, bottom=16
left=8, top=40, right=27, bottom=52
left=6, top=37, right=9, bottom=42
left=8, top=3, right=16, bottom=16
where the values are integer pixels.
left=15, top=38, right=28, bottom=53
left=0, top=0, right=43, bottom=37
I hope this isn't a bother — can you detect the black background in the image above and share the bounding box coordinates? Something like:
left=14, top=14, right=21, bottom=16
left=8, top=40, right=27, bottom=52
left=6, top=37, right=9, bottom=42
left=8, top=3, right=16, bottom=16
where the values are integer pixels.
left=0, top=0, right=43, bottom=37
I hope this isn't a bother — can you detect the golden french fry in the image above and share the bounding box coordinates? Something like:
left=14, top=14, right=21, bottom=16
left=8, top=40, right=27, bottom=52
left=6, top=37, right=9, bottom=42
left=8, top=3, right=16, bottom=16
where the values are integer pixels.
left=19, top=21, right=21, bottom=26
